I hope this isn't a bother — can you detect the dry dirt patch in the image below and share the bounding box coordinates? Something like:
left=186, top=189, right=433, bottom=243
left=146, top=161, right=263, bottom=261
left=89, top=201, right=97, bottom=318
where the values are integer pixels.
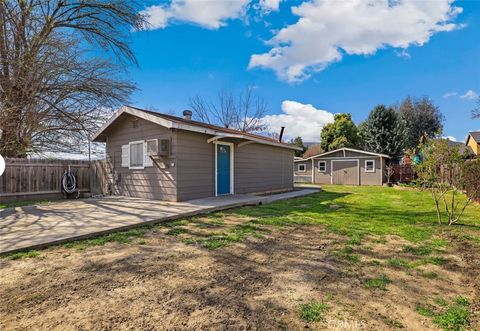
left=0, top=221, right=477, bottom=330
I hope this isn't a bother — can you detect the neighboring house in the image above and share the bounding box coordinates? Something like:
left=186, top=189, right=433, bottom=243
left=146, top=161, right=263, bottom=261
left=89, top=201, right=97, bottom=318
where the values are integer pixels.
left=294, top=148, right=389, bottom=186
left=466, top=132, right=480, bottom=156
left=93, top=106, right=301, bottom=201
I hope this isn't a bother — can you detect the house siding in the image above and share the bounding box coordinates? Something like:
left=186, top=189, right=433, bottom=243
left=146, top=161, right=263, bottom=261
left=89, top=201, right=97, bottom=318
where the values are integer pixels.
left=467, top=136, right=479, bottom=155
left=104, top=113, right=178, bottom=201
left=359, top=157, right=383, bottom=186
left=234, top=144, right=294, bottom=194
left=175, top=130, right=215, bottom=201
left=294, top=160, right=312, bottom=183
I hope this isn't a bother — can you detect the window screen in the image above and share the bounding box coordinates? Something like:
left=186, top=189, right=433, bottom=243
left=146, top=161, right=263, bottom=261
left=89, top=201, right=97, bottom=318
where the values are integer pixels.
left=130, top=142, right=143, bottom=167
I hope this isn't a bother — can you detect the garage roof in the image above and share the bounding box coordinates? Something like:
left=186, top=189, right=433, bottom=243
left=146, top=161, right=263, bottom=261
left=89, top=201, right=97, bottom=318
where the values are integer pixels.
left=295, top=148, right=390, bottom=161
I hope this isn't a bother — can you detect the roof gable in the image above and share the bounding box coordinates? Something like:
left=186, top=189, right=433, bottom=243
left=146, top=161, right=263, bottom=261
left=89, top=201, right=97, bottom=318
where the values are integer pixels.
left=467, top=131, right=480, bottom=144
left=93, top=106, right=301, bottom=151
left=295, top=147, right=390, bottom=162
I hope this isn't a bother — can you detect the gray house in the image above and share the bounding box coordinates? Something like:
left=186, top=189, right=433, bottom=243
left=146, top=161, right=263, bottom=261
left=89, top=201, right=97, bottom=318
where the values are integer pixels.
left=93, top=106, right=300, bottom=201
left=294, top=148, right=389, bottom=186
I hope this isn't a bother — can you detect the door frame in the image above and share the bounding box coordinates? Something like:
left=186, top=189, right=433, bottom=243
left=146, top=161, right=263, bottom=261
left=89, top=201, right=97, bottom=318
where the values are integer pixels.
left=214, top=141, right=234, bottom=196
left=331, top=159, right=360, bottom=185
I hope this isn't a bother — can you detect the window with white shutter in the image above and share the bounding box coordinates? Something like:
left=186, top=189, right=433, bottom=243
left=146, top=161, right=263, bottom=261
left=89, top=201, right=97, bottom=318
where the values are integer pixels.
left=144, top=141, right=154, bottom=167
left=129, top=141, right=144, bottom=169
left=121, top=145, right=129, bottom=167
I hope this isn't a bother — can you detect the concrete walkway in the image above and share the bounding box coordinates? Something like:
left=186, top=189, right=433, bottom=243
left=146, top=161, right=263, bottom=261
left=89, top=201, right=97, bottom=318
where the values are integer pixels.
left=0, top=189, right=319, bottom=254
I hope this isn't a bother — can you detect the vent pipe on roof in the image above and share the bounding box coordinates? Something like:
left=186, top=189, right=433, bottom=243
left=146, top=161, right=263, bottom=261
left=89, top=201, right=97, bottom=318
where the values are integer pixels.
left=183, top=110, right=192, bottom=120
left=279, top=126, right=285, bottom=142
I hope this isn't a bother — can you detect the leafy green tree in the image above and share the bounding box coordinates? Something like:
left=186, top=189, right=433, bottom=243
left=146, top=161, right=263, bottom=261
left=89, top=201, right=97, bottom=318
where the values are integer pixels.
left=398, top=96, right=444, bottom=149
left=290, top=136, right=306, bottom=157
left=360, top=105, right=406, bottom=159
left=320, top=114, right=359, bottom=151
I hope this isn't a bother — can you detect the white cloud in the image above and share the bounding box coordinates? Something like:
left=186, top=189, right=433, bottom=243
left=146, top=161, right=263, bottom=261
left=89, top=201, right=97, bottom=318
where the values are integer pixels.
left=258, top=0, right=281, bottom=12
left=141, top=0, right=249, bottom=30
left=443, top=91, right=458, bottom=98
left=249, top=0, right=462, bottom=82
left=260, top=100, right=334, bottom=141
left=460, top=89, right=478, bottom=100
left=443, top=135, right=458, bottom=142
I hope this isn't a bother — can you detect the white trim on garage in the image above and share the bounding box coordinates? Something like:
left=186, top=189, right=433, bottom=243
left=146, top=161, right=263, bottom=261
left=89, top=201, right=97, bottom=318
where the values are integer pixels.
left=296, top=147, right=390, bottom=161
left=365, top=159, right=376, bottom=173
left=318, top=160, right=327, bottom=172
left=297, top=163, right=306, bottom=172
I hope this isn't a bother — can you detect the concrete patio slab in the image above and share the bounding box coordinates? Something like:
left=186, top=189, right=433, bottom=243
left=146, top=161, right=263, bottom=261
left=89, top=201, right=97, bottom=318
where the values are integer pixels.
left=0, top=189, right=319, bottom=254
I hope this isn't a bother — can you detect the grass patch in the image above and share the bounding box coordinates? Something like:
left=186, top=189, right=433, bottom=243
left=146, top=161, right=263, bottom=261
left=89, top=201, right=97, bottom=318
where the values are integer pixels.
left=62, top=228, right=151, bottom=250
left=166, top=227, right=188, bottom=236
left=364, top=274, right=391, bottom=290
left=434, top=305, right=469, bottom=330
left=387, top=258, right=412, bottom=269
left=416, top=304, right=437, bottom=317
left=330, top=246, right=360, bottom=263
left=2, top=250, right=40, bottom=260
left=299, top=301, right=330, bottom=322
left=434, top=297, right=449, bottom=307
left=160, top=219, right=190, bottom=228
left=416, top=296, right=470, bottom=330
left=0, top=199, right=52, bottom=210
left=418, top=270, right=438, bottom=279
left=186, top=223, right=264, bottom=250
left=420, top=256, right=449, bottom=266
left=402, top=245, right=432, bottom=256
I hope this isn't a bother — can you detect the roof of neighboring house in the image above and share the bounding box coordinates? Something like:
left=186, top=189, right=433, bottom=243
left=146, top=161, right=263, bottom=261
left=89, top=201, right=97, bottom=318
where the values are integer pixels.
left=444, top=139, right=474, bottom=156
left=93, top=105, right=302, bottom=151
left=466, top=131, right=480, bottom=144
left=294, top=147, right=390, bottom=162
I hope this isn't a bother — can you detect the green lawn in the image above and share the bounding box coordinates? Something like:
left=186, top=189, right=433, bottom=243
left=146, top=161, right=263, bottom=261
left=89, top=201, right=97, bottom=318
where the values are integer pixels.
left=175, top=185, right=480, bottom=249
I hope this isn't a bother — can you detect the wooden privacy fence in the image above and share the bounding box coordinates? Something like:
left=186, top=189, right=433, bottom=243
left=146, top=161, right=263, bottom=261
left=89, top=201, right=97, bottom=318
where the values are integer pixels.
left=0, top=158, right=110, bottom=203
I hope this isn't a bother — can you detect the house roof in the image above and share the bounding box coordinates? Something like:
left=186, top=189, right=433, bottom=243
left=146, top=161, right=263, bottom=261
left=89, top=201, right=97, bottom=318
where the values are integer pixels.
left=444, top=139, right=474, bottom=156
left=92, top=106, right=302, bottom=151
left=467, top=131, right=480, bottom=144
left=294, top=147, right=390, bottom=162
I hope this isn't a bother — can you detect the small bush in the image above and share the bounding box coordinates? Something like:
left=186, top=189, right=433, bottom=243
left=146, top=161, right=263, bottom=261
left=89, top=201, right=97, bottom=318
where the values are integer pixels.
left=299, top=301, right=330, bottom=322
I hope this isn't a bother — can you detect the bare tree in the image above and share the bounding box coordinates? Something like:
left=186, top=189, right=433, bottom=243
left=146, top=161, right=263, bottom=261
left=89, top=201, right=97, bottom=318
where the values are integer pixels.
left=189, top=87, right=268, bottom=133
left=473, top=99, right=480, bottom=119
left=0, top=0, right=146, bottom=157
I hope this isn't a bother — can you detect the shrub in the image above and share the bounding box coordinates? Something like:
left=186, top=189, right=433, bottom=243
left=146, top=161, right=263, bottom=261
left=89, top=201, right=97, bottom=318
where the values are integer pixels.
left=463, top=159, right=480, bottom=203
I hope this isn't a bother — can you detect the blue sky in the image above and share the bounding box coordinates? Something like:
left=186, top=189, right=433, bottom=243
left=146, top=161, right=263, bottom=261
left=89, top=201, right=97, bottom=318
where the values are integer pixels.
left=125, top=0, right=480, bottom=143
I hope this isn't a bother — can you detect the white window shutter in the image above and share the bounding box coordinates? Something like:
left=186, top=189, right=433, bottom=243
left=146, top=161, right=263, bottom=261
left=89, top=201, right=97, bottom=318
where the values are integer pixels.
left=144, top=142, right=153, bottom=167
left=121, top=145, right=129, bottom=167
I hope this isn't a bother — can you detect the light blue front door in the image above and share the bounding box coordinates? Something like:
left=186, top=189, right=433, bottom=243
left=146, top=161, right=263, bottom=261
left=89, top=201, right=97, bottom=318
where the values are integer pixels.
left=216, top=144, right=231, bottom=195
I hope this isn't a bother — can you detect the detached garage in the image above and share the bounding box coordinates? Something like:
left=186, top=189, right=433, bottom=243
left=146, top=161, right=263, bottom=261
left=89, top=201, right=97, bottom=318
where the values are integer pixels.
left=294, top=148, right=390, bottom=186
